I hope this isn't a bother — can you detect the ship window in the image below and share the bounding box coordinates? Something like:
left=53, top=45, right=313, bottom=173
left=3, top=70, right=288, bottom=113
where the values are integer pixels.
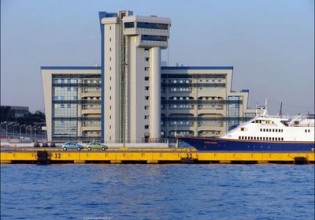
left=241, top=127, right=245, bottom=131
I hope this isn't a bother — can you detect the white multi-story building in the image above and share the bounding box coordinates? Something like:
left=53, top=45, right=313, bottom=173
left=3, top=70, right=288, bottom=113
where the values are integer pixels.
left=41, top=10, right=256, bottom=144
left=100, top=11, right=171, bottom=143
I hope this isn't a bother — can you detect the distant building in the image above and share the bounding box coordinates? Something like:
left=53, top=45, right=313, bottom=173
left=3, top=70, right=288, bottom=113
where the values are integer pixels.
left=41, top=10, right=256, bottom=143
left=1, top=106, right=30, bottom=118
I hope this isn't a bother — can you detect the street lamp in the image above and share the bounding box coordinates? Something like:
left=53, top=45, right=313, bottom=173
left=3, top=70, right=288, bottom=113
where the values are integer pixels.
left=34, top=126, right=39, bottom=141
left=4, top=121, right=8, bottom=139
left=0, top=122, right=6, bottom=137
left=12, top=123, right=19, bottom=138
left=19, top=124, right=25, bottom=139
left=27, top=125, right=33, bottom=140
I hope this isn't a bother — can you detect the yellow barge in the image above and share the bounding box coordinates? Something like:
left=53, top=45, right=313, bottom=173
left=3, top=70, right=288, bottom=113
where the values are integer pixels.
left=1, top=148, right=314, bottom=164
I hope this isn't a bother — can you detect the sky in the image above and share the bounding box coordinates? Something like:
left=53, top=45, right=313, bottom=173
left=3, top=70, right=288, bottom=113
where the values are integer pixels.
left=1, top=0, right=314, bottom=115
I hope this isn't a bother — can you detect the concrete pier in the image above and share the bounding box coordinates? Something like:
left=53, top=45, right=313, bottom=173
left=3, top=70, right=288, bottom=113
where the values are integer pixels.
left=1, top=148, right=314, bottom=164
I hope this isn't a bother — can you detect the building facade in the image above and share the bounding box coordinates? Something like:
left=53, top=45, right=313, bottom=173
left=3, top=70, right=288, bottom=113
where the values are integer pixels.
left=41, top=67, right=102, bottom=142
left=99, top=11, right=171, bottom=143
left=161, top=66, right=255, bottom=139
left=41, top=10, right=256, bottom=143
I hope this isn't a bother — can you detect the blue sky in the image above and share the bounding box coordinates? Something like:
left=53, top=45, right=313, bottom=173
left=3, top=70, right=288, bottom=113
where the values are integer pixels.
left=1, top=0, right=314, bottom=115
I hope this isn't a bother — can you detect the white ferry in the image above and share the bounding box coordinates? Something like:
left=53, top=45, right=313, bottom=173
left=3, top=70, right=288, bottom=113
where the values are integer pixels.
left=180, top=105, right=315, bottom=152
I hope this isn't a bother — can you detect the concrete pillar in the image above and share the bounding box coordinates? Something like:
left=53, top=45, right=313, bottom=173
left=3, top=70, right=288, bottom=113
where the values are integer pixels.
left=149, top=47, right=161, bottom=141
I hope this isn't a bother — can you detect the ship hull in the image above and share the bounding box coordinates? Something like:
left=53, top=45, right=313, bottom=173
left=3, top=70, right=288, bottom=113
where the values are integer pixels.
left=180, top=137, right=315, bottom=152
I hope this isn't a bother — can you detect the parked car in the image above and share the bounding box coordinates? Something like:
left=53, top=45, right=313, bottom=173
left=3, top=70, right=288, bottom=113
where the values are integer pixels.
left=42, top=142, right=56, bottom=148
left=62, top=142, right=84, bottom=151
left=33, top=141, right=41, bottom=148
left=86, top=141, right=108, bottom=151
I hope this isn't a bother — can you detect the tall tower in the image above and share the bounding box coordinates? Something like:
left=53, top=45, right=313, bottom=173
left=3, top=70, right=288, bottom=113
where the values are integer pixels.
left=99, top=11, right=171, bottom=143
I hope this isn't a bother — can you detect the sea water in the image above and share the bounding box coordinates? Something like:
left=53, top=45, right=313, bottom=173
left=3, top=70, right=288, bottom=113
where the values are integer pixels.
left=1, top=164, right=314, bottom=220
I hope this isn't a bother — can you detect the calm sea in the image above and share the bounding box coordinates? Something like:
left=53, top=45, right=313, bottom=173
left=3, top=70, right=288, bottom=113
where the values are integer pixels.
left=1, top=164, right=314, bottom=220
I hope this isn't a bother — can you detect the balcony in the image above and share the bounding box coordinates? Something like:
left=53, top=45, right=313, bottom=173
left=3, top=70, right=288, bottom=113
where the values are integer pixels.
left=82, top=126, right=101, bottom=131
left=81, top=92, right=101, bottom=98
left=81, top=108, right=101, bottom=115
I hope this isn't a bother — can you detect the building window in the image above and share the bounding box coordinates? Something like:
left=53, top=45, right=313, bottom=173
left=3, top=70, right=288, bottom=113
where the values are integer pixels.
left=145, top=67, right=149, bottom=71
left=145, top=57, right=149, bottom=62
left=145, top=125, right=149, bottom=129
left=136, top=22, right=168, bottom=30
left=145, top=77, right=149, bottom=81
left=124, top=22, right=134, bottom=28
left=141, top=35, right=167, bottom=42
